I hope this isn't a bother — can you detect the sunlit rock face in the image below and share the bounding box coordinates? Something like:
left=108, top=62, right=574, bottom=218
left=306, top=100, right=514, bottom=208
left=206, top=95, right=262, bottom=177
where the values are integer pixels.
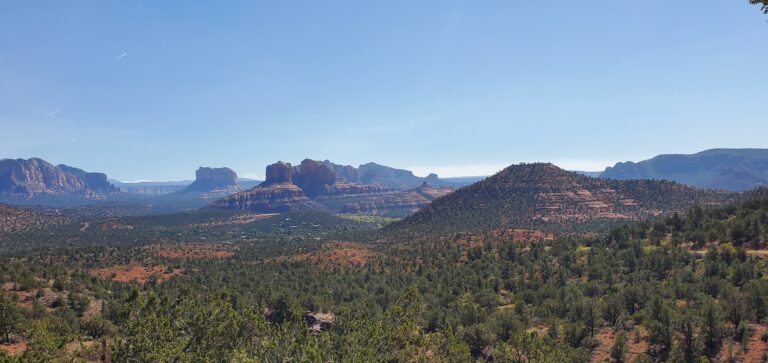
left=183, top=167, right=240, bottom=193
left=0, top=158, right=119, bottom=198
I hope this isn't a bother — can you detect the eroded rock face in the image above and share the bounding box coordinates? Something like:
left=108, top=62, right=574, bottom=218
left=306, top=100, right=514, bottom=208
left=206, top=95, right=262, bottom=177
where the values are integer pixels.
left=209, top=160, right=460, bottom=215
left=208, top=183, right=322, bottom=213
left=183, top=167, right=240, bottom=193
left=337, top=182, right=454, bottom=217
left=413, top=182, right=454, bottom=200
left=322, top=161, right=359, bottom=183
left=292, top=159, right=336, bottom=197
left=0, top=158, right=119, bottom=198
left=263, top=162, right=293, bottom=185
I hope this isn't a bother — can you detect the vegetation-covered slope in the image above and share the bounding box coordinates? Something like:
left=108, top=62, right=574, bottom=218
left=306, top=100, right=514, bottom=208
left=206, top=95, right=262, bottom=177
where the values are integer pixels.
left=2, top=184, right=768, bottom=362
left=395, top=163, right=735, bottom=234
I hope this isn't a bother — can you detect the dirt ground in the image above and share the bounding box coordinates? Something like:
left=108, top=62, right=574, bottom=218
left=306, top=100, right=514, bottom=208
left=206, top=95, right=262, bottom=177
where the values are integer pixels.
left=89, top=265, right=183, bottom=284
left=268, top=241, right=377, bottom=269
left=0, top=341, right=27, bottom=357
left=590, top=327, right=649, bottom=363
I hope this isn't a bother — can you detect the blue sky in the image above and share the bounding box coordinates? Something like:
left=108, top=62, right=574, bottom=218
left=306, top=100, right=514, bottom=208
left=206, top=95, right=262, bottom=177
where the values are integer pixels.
left=1, top=1, right=767, bottom=181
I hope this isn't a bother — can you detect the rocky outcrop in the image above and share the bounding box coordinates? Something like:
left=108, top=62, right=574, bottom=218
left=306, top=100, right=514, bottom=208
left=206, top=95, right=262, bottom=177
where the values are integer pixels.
left=208, top=183, right=322, bottom=213
left=292, top=160, right=336, bottom=197
left=0, top=158, right=119, bottom=198
left=357, top=162, right=426, bottom=190
left=303, top=311, right=335, bottom=334
left=263, top=161, right=293, bottom=185
left=336, top=182, right=454, bottom=217
left=413, top=181, right=453, bottom=199
left=209, top=160, right=457, bottom=216
left=322, top=161, right=359, bottom=183
left=183, top=167, right=240, bottom=193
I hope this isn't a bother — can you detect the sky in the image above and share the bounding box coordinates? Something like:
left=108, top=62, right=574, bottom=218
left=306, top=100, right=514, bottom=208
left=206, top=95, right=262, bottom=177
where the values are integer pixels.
left=1, top=1, right=767, bottom=181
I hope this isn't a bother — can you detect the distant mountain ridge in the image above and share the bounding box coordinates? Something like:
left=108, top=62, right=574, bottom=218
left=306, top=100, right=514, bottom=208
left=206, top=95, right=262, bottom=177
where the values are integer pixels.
left=0, top=158, right=120, bottom=202
left=209, top=159, right=454, bottom=216
left=393, top=163, right=735, bottom=234
left=322, top=160, right=473, bottom=189
left=601, top=148, right=768, bottom=191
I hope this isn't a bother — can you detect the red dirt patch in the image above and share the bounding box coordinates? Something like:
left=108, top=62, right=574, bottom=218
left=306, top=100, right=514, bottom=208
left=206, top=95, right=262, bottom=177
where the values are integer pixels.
left=145, top=243, right=237, bottom=260
left=591, top=328, right=614, bottom=363
left=741, top=324, right=768, bottom=363
left=0, top=341, right=27, bottom=356
left=591, top=327, right=648, bottom=363
left=268, top=241, right=376, bottom=269
left=89, top=265, right=183, bottom=284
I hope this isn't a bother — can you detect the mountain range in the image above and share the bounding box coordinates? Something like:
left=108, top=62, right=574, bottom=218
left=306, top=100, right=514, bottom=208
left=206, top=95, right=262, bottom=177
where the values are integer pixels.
left=0, top=158, right=120, bottom=204
left=3, top=148, right=766, bottom=218
left=599, top=148, right=768, bottom=191
left=0, top=157, right=472, bottom=216
left=209, top=159, right=455, bottom=217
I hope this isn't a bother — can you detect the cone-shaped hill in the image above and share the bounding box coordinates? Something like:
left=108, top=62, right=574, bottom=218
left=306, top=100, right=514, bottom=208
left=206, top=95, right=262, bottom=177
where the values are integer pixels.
left=392, top=163, right=737, bottom=234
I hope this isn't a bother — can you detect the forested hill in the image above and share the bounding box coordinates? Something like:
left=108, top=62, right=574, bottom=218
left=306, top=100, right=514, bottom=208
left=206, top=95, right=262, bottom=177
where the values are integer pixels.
left=608, top=188, right=768, bottom=249
left=392, top=163, right=736, bottom=234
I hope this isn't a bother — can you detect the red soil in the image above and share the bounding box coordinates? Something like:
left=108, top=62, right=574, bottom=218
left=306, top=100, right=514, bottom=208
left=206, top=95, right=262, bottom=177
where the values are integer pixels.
left=0, top=341, right=27, bottom=356
left=591, top=327, right=649, bottom=363
left=591, top=328, right=614, bottom=363
left=741, top=324, right=768, bottom=363
left=89, top=265, right=183, bottom=284
left=269, top=241, right=376, bottom=269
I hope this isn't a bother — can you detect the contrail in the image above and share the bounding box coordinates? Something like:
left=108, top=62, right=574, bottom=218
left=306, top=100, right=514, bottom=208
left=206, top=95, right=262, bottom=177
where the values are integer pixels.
left=114, top=52, right=127, bottom=61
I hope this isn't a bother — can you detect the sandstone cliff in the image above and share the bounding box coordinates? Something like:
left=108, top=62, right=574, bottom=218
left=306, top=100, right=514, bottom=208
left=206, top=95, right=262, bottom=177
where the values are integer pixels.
left=183, top=167, right=241, bottom=193
left=0, top=158, right=119, bottom=198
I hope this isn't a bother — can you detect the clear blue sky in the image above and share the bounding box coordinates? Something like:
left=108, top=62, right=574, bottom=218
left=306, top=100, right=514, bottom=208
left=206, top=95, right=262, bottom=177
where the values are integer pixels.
left=1, top=1, right=767, bottom=181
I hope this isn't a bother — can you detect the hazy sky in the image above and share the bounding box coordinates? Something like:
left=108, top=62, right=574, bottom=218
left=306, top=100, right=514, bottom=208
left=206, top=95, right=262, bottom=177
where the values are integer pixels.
left=1, top=2, right=767, bottom=181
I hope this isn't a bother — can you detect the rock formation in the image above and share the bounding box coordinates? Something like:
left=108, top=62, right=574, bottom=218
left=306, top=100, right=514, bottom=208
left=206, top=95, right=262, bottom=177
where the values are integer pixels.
left=208, top=182, right=321, bottom=213
left=183, top=167, right=241, bottom=193
left=322, top=161, right=359, bottom=183
left=208, top=160, right=459, bottom=215
left=336, top=182, right=454, bottom=217
left=0, top=158, right=119, bottom=198
left=263, top=161, right=293, bottom=185
left=292, top=159, right=336, bottom=197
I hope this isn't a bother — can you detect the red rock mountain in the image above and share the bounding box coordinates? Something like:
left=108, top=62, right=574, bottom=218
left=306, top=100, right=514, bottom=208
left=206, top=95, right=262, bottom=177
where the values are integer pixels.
left=0, top=158, right=119, bottom=199
left=209, top=160, right=456, bottom=215
left=183, top=167, right=241, bottom=193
